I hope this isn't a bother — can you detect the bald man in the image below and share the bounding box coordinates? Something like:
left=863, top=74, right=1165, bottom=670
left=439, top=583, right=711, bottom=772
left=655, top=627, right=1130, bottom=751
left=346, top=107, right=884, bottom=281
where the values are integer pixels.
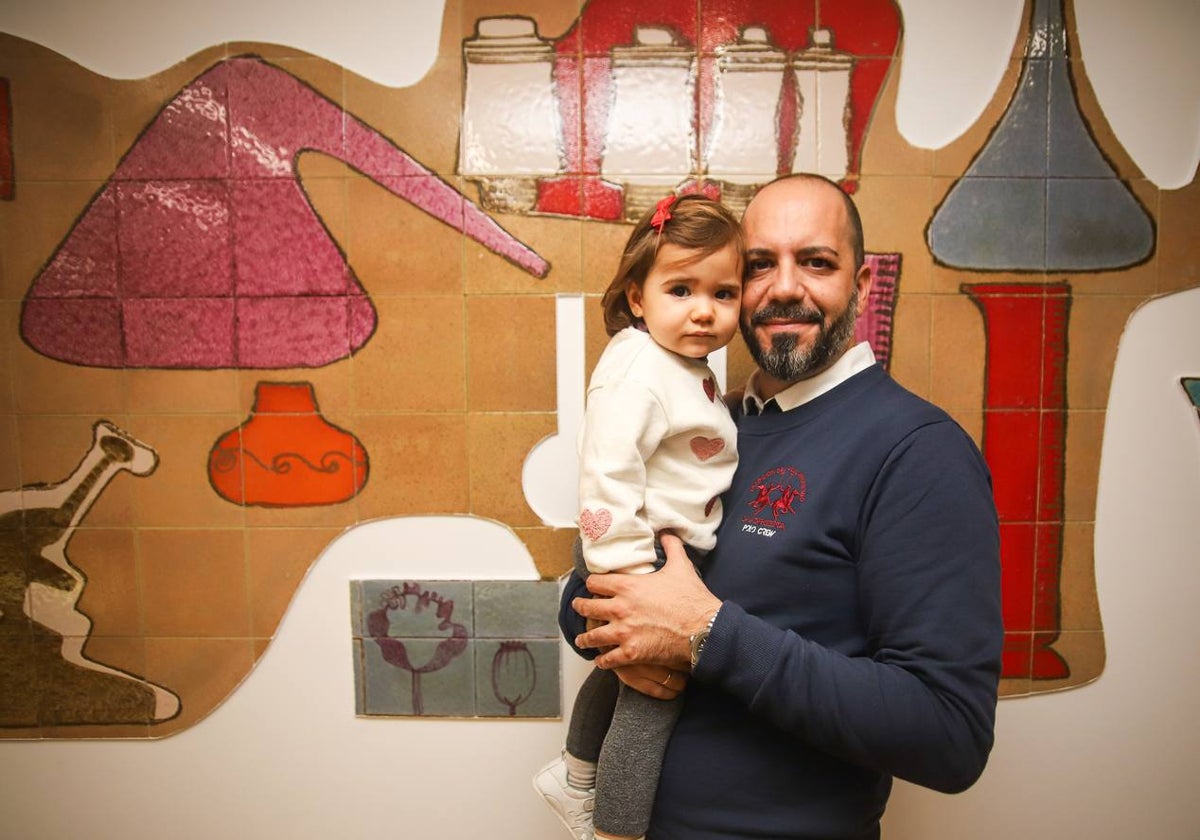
left=562, top=175, right=1003, bottom=839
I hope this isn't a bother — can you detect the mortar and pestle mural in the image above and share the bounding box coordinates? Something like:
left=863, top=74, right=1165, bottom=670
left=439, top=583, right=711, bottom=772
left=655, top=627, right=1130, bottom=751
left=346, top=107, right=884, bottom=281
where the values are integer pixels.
left=2, top=0, right=1188, bottom=737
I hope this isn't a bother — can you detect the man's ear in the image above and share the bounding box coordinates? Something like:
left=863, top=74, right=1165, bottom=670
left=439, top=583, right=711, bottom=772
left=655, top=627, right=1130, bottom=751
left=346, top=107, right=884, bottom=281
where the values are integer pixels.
left=854, top=263, right=872, bottom=312
left=626, top=283, right=644, bottom=318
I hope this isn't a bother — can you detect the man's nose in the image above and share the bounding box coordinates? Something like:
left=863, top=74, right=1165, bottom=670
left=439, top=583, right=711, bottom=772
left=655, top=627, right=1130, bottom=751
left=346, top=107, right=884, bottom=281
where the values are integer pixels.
left=766, top=260, right=806, bottom=301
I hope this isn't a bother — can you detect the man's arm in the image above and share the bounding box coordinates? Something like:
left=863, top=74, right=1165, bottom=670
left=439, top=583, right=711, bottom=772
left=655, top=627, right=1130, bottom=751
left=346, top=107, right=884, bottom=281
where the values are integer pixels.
left=574, top=423, right=1003, bottom=794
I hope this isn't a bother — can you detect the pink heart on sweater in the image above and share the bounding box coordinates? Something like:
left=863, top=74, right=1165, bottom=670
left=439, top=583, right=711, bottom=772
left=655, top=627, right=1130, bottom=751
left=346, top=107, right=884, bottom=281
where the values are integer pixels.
left=690, top=436, right=725, bottom=462
left=580, top=508, right=612, bottom=541
left=703, top=377, right=716, bottom=402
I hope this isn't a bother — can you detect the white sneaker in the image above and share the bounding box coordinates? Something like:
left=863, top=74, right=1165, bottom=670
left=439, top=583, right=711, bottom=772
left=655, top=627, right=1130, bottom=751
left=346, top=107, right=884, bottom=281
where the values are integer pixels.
left=533, top=755, right=595, bottom=840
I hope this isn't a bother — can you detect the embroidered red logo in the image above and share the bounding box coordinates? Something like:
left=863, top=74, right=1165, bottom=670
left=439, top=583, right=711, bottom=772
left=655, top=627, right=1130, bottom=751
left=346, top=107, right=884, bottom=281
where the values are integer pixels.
left=690, top=436, right=725, bottom=461
left=579, top=508, right=612, bottom=540
left=741, top=466, right=807, bottom=531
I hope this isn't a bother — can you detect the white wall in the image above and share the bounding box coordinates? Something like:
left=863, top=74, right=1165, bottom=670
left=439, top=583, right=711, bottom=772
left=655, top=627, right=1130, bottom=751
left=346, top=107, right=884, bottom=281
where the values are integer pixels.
left=1, top=1, right=1199, bottom=838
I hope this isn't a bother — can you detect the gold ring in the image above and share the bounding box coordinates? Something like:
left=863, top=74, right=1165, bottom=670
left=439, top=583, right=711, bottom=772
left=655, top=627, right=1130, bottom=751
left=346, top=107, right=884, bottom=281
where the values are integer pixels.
left=659, top=671, right=674, bottom=688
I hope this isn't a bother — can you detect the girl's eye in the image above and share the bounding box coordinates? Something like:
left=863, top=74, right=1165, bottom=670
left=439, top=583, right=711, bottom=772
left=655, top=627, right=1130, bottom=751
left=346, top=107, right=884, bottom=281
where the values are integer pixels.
left=669, top=285, right=690, bottom=297
left=716, top=289, right=738, bottom=301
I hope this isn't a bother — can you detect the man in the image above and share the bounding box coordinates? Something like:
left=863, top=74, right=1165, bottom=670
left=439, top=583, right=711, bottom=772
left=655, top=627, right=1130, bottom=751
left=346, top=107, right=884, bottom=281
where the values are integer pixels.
left=561, top=174, right=1003, bottom=838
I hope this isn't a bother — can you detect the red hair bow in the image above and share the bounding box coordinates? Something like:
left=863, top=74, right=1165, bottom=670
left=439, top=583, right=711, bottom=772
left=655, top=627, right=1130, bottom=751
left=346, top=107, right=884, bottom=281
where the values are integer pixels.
left=650, top=195, right=675, bottom=233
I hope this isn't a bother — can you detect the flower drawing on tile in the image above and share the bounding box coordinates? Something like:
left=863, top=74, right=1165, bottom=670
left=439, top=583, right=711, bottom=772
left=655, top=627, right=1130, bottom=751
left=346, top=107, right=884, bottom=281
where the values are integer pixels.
left=0, top=421, right=180, bottom=727
left=19, top=55, right=549, bottom=370
left=367, top=582, right=468, bottom=716
left=491, top=641, right=536, bottom=716
left=458, top=0, right=901, bottom=220
left=208, top=381, right=368, bottom=507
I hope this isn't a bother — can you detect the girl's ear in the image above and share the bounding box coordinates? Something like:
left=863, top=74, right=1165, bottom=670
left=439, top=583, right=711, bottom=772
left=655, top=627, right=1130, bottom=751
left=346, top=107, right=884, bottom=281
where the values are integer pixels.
left=625, top=283, right=645, bottom=318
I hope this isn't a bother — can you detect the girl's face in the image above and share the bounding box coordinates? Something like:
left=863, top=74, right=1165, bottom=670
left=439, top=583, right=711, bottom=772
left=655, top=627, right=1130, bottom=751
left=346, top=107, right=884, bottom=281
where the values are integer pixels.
left=626, top=242, right=742, bottom=359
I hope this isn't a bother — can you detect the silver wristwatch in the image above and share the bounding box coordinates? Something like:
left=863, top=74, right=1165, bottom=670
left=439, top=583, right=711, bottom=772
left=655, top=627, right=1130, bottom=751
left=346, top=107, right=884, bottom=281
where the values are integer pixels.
left=689, top=607, right=721, bottom=671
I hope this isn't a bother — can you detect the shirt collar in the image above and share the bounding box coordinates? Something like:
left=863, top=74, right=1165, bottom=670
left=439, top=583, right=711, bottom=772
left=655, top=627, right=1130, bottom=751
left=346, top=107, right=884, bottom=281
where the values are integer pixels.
left=743, top=341, right=877, bottom=414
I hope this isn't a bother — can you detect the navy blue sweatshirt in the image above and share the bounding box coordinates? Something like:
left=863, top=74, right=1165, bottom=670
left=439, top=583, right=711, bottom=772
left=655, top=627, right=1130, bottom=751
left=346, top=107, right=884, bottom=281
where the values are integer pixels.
left=560, top=364, right=1003, bottom=839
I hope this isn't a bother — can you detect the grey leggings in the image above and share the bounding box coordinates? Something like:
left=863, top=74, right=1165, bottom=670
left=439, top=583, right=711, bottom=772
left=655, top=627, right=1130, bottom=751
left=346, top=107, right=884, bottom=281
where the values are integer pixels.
left=566, top=539, right=687, bottom=837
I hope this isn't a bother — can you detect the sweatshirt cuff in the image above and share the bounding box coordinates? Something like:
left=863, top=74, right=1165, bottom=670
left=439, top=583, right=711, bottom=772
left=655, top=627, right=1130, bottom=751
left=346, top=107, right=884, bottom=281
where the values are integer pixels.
left=692, top=600, right=785, bottom=692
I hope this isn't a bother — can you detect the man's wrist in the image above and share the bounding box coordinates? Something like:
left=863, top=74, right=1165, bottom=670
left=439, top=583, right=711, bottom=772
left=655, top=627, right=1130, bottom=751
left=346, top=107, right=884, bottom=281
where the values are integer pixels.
left=689, top=604, right=722, bottom=672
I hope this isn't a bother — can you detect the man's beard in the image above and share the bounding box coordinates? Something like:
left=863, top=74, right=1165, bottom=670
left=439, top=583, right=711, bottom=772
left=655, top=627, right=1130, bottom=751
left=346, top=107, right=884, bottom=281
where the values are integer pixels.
left=740, top=290, right=859, bottom=382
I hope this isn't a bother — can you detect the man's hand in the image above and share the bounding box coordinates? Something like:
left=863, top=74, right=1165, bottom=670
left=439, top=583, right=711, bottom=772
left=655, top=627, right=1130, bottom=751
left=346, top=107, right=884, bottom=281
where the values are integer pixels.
left=572, top=533, right=722, bottom=672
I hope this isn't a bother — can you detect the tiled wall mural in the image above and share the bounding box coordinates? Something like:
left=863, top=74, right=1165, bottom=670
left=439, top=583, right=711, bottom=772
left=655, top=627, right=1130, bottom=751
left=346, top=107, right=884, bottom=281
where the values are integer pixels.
left=1, top=0, right=1196, bottom=739
left=351, top=579, right=559, bottom=717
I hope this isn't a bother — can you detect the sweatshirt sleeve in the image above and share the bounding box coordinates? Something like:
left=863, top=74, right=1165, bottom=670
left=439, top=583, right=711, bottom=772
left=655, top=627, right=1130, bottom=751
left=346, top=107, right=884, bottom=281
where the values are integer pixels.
left=694, top=422, right=1003, bottom=793
left=577, top=380, right=670, bottom=575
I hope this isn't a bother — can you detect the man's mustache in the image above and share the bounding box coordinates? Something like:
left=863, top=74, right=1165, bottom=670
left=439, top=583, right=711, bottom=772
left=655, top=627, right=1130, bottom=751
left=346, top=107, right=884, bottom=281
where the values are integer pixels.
left=747, top=302, right=824, bottom=327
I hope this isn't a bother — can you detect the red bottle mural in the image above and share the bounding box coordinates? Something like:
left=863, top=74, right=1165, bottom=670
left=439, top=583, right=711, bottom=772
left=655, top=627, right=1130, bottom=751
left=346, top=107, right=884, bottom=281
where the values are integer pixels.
left=209, top=381, right=368, bottom=507
left=965, top=283, right=1071, bottom=680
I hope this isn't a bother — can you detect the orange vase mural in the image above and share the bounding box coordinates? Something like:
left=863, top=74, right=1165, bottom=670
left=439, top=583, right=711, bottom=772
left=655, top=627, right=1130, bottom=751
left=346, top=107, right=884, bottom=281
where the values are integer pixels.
left=209, top=381, right=369, bottom=506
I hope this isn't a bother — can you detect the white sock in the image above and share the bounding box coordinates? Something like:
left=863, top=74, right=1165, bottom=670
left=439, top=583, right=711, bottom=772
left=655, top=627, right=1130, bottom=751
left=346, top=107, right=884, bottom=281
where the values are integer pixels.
left=563, top=751, right=596, bottom=791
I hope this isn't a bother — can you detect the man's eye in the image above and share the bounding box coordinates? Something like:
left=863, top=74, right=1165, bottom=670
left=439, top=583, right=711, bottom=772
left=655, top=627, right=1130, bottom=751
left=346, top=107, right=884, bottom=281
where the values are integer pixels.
left=804, top=258, right=833, bottom=270
left=746, top=259, right=772, bottom=274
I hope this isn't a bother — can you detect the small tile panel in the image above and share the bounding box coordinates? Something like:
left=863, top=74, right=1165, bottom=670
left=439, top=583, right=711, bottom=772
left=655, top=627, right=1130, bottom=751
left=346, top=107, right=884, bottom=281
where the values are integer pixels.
left=351, top=579, right=560, bottom=719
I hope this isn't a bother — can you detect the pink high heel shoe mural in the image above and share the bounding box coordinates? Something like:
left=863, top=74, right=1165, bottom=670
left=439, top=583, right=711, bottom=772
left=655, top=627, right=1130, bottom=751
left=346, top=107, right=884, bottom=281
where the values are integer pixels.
left=20, top=56, right=549, bottom=370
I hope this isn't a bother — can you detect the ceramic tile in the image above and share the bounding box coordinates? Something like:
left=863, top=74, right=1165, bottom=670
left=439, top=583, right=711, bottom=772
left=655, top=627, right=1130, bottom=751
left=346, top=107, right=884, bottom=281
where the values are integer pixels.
left=6, top=57, right=115, bottom=182
left=351, top=413, right=470, bottom=518
left=0, top=632, right=40, bottom=731
left=36, top=634, right=159, bottom=730
left=1045, top=178, right=1154, bottom=272
left=514, top=525, right=578, bottom=580
left=139, top=528, right=249, bottom=637
left=578, top=0, right=699, bottom=58
left=581, top=219, right=634, bottom=294
left=1, top=178, right=112, bottom=301
left=343, top=55, right=463, bottom=178
left=473, top=580, right=559, bottom=638
left=465, top=295, right=556, bottom=411
left=1065, top=294, right=1141, bottom=411
left=68, top=527, right=140, bottom=636
left=985, top=411, right=1041, bottom=521
left=855, top=177, right=933, bottom=269
left=857, top=60, right=932, bottom=178
left=461, top=0, right=583, bottom=45
left=928, top=293, right=986, bottom=412
left=1041, top=629, right=1105, bottom=689
left=359, top=579, right=475, bottom=640
left=1060, top=521, right=1101, bottom=631
left=361, top=635, right=477, bottom=716
left=1158, top=179, right=1200, bottom=293
left=1000, top=523, right=1036, bottom=632
left=142, top=635, right=257, bottom=735
left=475, top=637, right=560, bottom=717
left=246, top=527, right=341, bottom=638
left=467, top=412, right=556, bottom=525
left=887, top=292, right=932, bottom=400
left=0, top=413, right=18, bottom=488
left=464, top=210, right=576, bottom=293
left=126, top=369, right=242, bottom=416
left=108, top=48, right=228, bottom=162
left=116, top=179, right=233, bottom=299
left=931, top=58, right=1024, bottom=179
left=15, top=414, right=140, bottom=527
left=344, top=174, right=465, bottom=297
left=236, top=366, right=355, bottom=419
left=128, top=413, right=246, bottom=528
left=352, top=295, right=466, bottom=413
left=929, top=176, right=1047, bottom=272
left=1063, top=409, right=1103, bottom=522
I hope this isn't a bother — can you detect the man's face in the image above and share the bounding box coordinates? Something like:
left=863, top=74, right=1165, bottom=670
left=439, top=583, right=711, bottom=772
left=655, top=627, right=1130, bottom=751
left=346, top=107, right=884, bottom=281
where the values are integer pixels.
left=739, top=179, right=871, bottom=395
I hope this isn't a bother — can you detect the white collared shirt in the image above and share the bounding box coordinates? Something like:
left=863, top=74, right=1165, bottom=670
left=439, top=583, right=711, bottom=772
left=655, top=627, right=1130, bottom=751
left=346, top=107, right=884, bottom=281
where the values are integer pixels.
left=742, top=341, right=877, bottom=414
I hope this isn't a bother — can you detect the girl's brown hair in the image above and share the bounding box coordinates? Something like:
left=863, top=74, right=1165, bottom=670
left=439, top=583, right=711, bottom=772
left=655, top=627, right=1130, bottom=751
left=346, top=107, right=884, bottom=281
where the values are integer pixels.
left=600, top=194, right=744, bottom=336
